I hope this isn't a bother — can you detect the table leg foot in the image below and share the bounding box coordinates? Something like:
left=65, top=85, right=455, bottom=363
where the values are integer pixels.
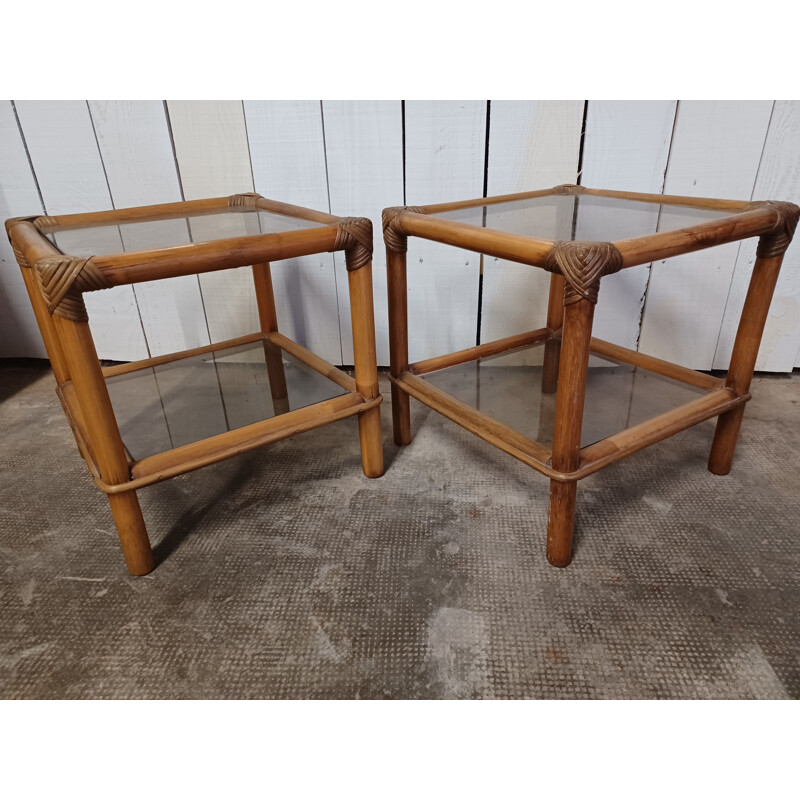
left=358, top=405, right=384, bottom=478
left=391, top=384, right=412, bottom=446
left=109, top=491, right=155, bottom=575
left=708, top=406, right=745, bottom=476
left=546, top=480, right=576, bottom=567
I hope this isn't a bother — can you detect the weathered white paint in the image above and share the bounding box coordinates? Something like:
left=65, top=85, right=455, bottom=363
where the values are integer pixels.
left=4, top=99, right=800, bottom=374
left=243, top=100, right=341, bottom=364
left=0, top=101, right=47, bottom=358
left=166, top=100, right=258, bottom=345
left=88, top=100, right=210, bottom=357
left=14, top=100, right=150, bottom=361
left=714, top=100, right=800, bottom=372
left=479, top=101, right=584, bottom=365
left=638, top=101, right=774, bottom=368
left=580, top=101, right=677, bottom=349
left=322, top=100, right=404, bottom=364
left=404, top=100, right=487, bottom=361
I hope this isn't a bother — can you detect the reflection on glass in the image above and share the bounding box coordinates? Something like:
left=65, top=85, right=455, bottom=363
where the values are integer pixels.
left=431, top=194, right=736, bottom=242
left=106, top=340, right=347, bottom=460
left=420, top=341, right=706, bottom=448
left=47, top=208, right=323, bottom=258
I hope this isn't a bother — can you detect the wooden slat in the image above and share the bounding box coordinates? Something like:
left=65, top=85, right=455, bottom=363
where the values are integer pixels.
left=244, top=101, right=342, bottom=364
left=410, top=327, right=552, bottom=375
left=322, top=101, right=404, bottom=364
left=580, top=101, right=677, bottom=349
left=589, top=337, right=724, bottom=391
left=14, top=100, right=149, bottom=361
left=394, top=371, right=553, bottom=474
left=479, top=101, right=584, bottom=367
left=88, top=100, right=211, bottom=357
left=266, top=332, right=356, bottom=392
left=637, top=101, right=774, bottom=369
left=0, top=101, right=47, bottom=358
left=403, top=101, right=487, bottom=362
left=578, top=388, right=747, bottom=478
left=714, top=100, right=800, bottom=372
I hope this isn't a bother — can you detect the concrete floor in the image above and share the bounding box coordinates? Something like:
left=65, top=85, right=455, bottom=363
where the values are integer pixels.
left=1, top=359, right=799, bottom=699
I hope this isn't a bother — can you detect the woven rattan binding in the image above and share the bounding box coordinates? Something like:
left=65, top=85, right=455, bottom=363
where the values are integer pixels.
left=228, top=193, right=263, bottom=208
left=34, top=256, right=112, bottom=322
left=382, top=207, right=426, bottom=253
left=334, top=217, right=373, bottom=271
left=746, top=200, right=800, bottom=258
left=544, top=241, right=623, bottom=305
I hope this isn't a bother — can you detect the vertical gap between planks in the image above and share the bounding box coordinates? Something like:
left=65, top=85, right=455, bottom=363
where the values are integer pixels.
left=401, top=100, right=407, bottom=206
left=635, top=100, right=680, bottom=353
left=575, top=100, right=589, bottom=185
left=710, top=101, right=776, bottom=370
left=86, top=101, right=152, bottom=359
left=11, top=101, right=46, bottom=215
left=319, top=100, right=344, bottom=365
left=570, top=102, right=590, bottom=244
left=475, top=100, right=491, bottom=347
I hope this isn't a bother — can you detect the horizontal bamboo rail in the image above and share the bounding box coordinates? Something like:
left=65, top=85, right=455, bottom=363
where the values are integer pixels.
left=588, top=337, right=725, bottom=392
left=579, top=186, right=754, bottom=211
left=255, top=196, right=340, bottom=225
left=37, top=197, right=248, bottom=231
left=31, top=195, right=341, bottom=232
left=416, top=184, right=759, bottom=215
left=398, top=212, right=554, bottom=268
left=101, top=332, right=266, bottom=377
left=613, top=207, right=778, bottom=268
left=576, top=388, right=748, bottom=479
left=91, top=226, right=340, bottom=284
left=409, top=327, right=553, bottom=375
left=128, top=392, right=379, bottom=489
left=266, top=332, right=356, bottom=392
left=392, top=372, right=555, bottom=476
left=416, top=186, right=559, bottom=214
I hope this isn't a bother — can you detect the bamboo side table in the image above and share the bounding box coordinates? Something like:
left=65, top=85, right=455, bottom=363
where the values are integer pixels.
left=6, top=193, right=383, bottom=575
left=383, top=185, right=799, bottom=567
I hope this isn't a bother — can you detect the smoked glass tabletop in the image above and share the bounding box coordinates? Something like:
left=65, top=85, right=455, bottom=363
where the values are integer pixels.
left=420, top=341, right=707, bottom=449
left=45, top=207, right=324, bottom=258
left=428, top=194, right=739, bottom=242
left=106, top=340, right=347, bottom=461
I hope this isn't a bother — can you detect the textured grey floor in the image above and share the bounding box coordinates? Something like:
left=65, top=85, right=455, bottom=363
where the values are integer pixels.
left=1, top=360, right=798, bottom=699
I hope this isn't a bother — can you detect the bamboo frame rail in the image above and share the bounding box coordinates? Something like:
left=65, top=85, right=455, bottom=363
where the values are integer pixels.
left=6, top=194, right=384, bottom=575
left=384, top=184, right=799, bottom=568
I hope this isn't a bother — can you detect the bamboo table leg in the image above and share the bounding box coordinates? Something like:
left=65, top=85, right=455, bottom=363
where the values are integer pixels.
left=547, top=293, right=595, bottom=567
left=385, top=235, right=412, bottom=446
left=347, top=251, right=384, bottom=479
left=541, top=274, right=565, bottom=394
left=708, top=222, right=795, bottom=474
left=252, top=262, right=290, bottom=415
left=54, top=316, right=155, bottom=575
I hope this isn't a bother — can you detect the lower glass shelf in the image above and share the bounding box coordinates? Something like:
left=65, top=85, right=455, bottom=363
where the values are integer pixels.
left=105, top=339, right=348, bottom=461
left=419, top=340, right=708, bottom=449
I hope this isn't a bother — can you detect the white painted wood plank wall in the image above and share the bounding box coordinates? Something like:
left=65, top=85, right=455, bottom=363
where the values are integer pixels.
left=2, top=100, right=800, bottom=372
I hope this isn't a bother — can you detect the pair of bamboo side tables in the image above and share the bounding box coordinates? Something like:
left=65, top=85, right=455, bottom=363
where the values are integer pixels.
left=6, top=186, right=798, bottom=575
